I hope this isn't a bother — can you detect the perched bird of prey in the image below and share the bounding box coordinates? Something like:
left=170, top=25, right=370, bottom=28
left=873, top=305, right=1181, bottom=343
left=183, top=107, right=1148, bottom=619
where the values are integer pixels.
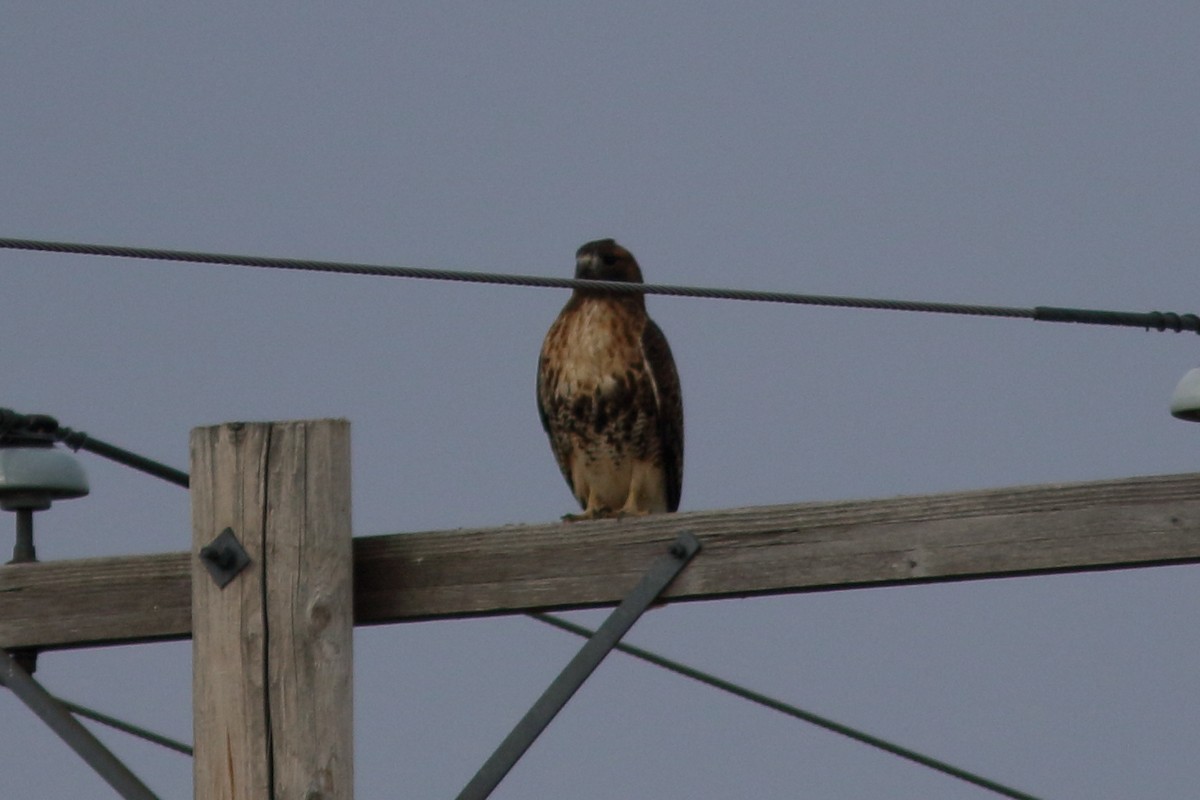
left=537, top=239, right=683, bottom=520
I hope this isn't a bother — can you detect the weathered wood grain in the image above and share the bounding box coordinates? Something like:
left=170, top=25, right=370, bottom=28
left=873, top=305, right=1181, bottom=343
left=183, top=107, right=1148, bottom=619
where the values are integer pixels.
left=264, top=419, right=353, bottom=800
left=1, top=472, right=1196, bottom=652
left=0, top=551, right=190, bottom=649
left=353, top=471, right=1200, bottom=622
left=191, top=421, right=272, bottom=800
left=190, top=420, right=353, bottom=800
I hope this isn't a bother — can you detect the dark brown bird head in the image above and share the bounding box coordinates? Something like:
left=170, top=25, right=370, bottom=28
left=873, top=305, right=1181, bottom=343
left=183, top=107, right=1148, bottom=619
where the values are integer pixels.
left=574, top=239, right=644, bottom=284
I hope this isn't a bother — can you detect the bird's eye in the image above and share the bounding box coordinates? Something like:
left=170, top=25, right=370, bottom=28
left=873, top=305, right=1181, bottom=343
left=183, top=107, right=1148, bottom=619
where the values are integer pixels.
left=601, top=254, right=616, bottom=266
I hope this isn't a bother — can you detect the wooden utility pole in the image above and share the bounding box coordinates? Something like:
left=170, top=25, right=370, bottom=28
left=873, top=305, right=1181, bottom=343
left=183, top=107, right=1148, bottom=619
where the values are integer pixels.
left=190, top=420, right=353, bottom=800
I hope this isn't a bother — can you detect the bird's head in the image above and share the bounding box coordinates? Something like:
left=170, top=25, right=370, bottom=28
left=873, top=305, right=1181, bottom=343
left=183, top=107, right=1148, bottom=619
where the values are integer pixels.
left=574, top=239, right=644, bottom=284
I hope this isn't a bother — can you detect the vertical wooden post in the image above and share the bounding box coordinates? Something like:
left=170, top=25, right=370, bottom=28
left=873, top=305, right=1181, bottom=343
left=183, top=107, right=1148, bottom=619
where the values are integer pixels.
left=191, top=420, right=353, bottom=800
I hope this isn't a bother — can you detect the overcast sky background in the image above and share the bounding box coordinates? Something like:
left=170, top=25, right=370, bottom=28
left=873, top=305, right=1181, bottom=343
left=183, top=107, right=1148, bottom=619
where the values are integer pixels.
left=2, top=4, right=1199, bottom=798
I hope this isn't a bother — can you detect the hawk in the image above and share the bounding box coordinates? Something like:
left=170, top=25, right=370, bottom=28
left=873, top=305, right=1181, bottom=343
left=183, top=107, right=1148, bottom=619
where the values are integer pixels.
left=537, top=239, right=683, bottom=520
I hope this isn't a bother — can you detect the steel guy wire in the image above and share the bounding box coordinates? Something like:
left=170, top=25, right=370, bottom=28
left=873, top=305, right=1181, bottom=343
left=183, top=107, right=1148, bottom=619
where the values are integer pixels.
left=2, top=236, right=1197, bottom=334
left=57, top=697, right=193, bottom=757
left=531, top=613, right=1045, bottom=800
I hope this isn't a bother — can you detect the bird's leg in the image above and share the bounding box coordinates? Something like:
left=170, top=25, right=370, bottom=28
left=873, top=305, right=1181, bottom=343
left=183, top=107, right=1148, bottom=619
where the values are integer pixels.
left=561, top=505, right=614, bottom=522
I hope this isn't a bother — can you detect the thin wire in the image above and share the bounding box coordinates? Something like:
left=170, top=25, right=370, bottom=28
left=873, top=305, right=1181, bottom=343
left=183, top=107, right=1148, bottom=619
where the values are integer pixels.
left=3, top=236, right=1197, bottom=333
left=0, top=408, right=189, bottom=489
left=55, top=427, right=190, bottom=488
left=530, top=613, right=1045, bottom=800
left=57, top=697, right=193, bottom=757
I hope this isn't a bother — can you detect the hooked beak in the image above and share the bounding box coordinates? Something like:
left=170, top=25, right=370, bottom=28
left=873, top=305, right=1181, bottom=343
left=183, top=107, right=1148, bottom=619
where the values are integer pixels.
left=574, top=252, right=601, bottom=280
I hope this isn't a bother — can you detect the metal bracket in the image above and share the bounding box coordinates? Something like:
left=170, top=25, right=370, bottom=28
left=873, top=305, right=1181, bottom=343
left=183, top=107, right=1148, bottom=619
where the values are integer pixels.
left=198, top=527, right=250, bottom=588
left=0, top=648, right=160, bottom=800
left=457, top=531, right=702, bottom=800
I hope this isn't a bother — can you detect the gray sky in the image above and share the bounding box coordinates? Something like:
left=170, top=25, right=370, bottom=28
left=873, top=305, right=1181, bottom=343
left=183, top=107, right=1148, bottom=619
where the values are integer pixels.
left=3, top=3, right=1199, bottom=798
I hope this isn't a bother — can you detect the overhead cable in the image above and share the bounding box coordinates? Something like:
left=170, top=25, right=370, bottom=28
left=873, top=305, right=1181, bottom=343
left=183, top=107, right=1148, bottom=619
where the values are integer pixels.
left=2, top=237, right=1196, bottom=334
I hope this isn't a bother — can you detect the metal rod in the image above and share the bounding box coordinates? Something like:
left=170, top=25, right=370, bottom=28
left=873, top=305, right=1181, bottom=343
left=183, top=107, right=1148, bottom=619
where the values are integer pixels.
left=8, top=509, right=40, bottom=674
left=12, top=507, right=35, bottom=562
left=0, top=649, right=161, bottom=800
left=456, top=532, right=701, bottom=800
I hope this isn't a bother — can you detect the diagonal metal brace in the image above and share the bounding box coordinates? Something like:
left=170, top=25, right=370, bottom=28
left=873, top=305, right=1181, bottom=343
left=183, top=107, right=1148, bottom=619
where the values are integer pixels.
left=457, top=531, right=701, bottom=800
left=0, top=648, right=160, bottom=800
